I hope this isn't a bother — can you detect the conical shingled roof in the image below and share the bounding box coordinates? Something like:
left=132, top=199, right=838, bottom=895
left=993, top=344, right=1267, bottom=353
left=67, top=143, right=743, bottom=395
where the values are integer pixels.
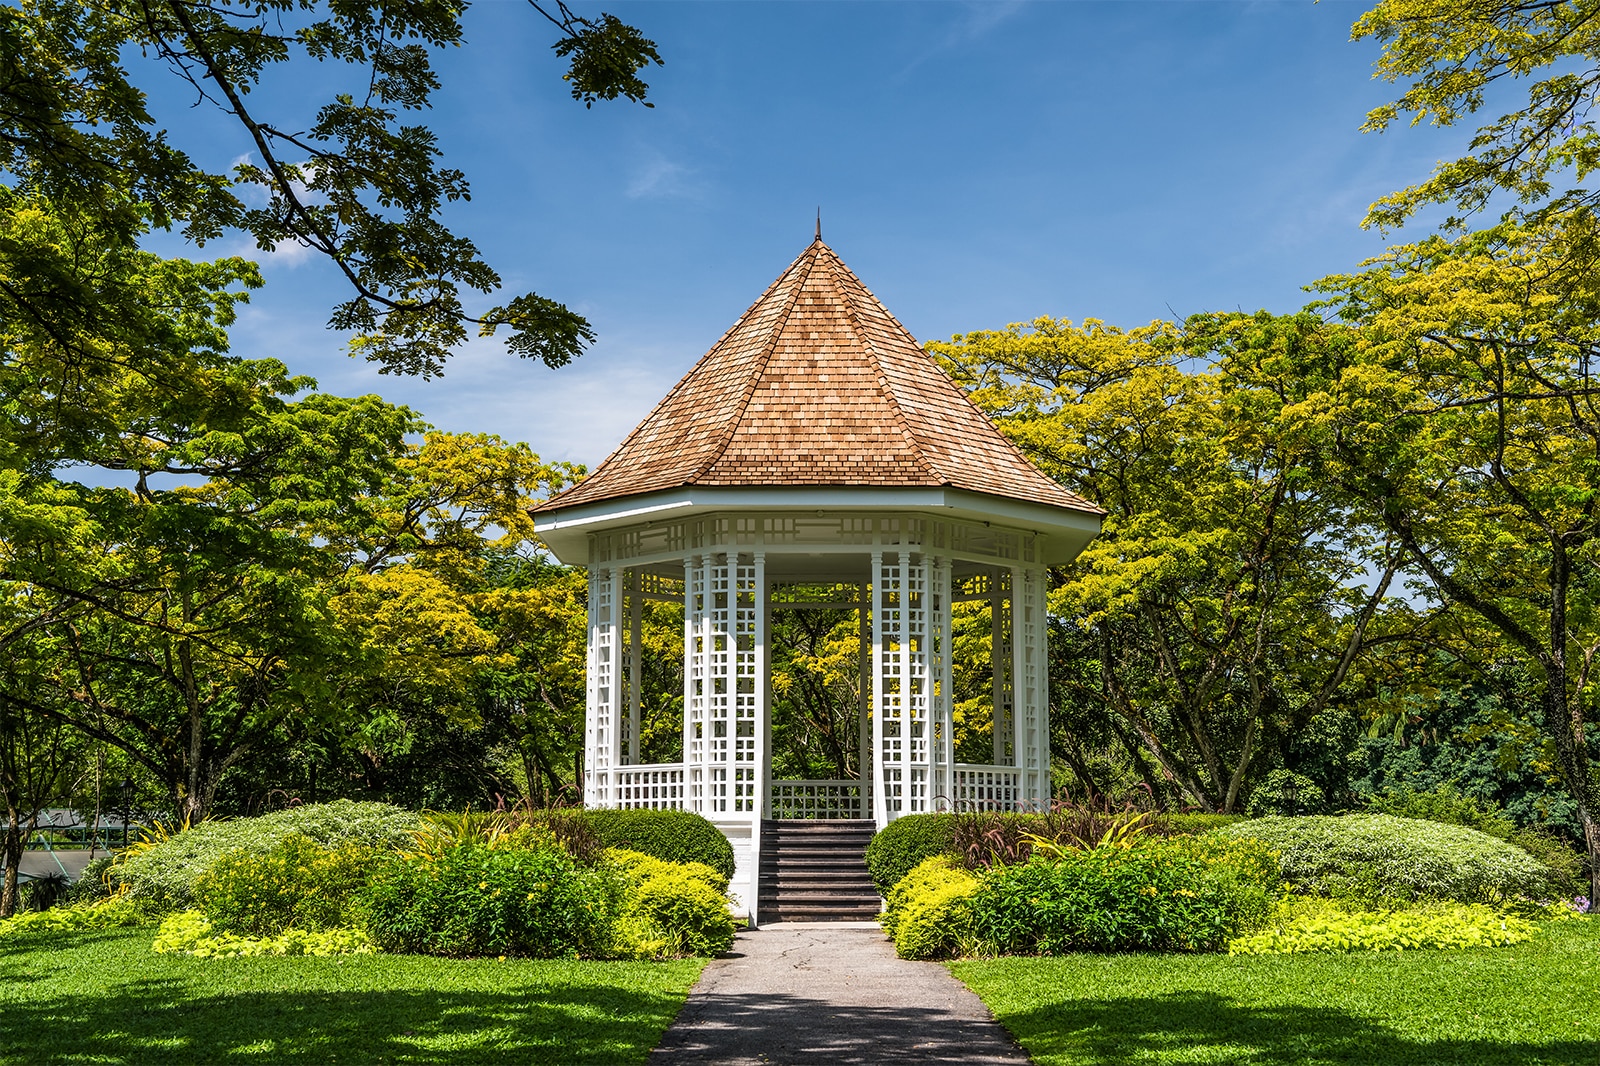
left=533, top=238, right=1098, bottom=516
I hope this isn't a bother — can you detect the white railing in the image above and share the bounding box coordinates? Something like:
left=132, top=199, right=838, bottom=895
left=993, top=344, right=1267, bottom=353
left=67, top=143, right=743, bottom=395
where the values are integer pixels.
left=949, top=764, right=1024, bottom=811
left=613, top=763, right=687, bottom=810
left=769, top=779, right=867, bottom=820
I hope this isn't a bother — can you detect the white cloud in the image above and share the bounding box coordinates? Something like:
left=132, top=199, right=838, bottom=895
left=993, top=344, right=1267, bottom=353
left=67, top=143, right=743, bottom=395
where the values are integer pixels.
left=626, top=153, right=704, bottom=201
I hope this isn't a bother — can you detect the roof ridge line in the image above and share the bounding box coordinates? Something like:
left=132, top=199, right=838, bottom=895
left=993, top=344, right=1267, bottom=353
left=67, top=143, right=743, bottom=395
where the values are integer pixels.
left=830, top=254, right=1081, bottom=500
left=822, top=248, right=939, bottom=482
left=688, top=242, right=820, bottom=484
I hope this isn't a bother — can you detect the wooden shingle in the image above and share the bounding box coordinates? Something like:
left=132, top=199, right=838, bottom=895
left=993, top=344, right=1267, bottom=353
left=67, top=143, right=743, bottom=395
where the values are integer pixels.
left=533, top=239, right=1098, bottom=516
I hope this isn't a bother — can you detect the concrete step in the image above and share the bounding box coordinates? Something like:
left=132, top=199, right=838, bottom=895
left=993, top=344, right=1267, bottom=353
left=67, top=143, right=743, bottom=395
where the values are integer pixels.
left=757, top=819, right=883, bottom=925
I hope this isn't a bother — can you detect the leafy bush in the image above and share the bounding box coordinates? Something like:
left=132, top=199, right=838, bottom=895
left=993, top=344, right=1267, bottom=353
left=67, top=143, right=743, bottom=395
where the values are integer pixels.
left=64, top=856, right=117, bottom=905
left=881, top=856, right=980, bottom=960
left=966, top=834, right=1278, bottom=955
left=1162, top=814, right=1247, bottom=835
left=580, top=810, right=734, bottom=880
left=115, top=801, right=421, bottom=908
left=359, top=843, right=625, bottom=958
left=194, top=834, right=378, bottom=936
left=608, top=850, right=734, bottom=958
left=153, top=910, right=375, bottom=958
left=1218, top=814, right=1559, bottom=904
left=1246, top=770, right=1328, bottom=816
left=865, top=814, right=957, bottom=892
left=0, top=896, right=150, bottom=938
left=1227, top=897, right=1539, bottom=955
left=1367, top=786, right=1584, bottom=896
left=16, top=873, right=70, bottom=912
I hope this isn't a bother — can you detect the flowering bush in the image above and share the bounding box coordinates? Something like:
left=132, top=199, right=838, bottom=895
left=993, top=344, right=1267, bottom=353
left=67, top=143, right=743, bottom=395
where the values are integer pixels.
left=194, top=834, right=378, bottom=936
left=359, top=843, right=625, bottom=958
left=152, top=910, right=374, bottom=958
left=1218, top=814, right=1558, bottom=904
left=1227, top=897, right=1538, bottom=955
left=964, top=834, right=1278, bottom=954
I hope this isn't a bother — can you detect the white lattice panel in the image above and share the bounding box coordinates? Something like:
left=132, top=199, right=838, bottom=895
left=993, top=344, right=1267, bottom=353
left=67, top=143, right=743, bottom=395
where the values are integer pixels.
left=992, top=569, right=1014, bottom=764
left=585, top=566, right=618, bottom=807
left=872, top=550, right=951, bottom=823
left=615, top=764, right=686, bottom=809
left=769, top=780, right=865, bottom=819
left=951, top=764, right=1023, bottom=810
left=1014, top=565, right=1049, bottom=802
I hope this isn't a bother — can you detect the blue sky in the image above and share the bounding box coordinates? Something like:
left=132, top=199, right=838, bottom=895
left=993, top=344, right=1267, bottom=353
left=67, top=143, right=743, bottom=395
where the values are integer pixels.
left=145, top=0, right=1473, bottom=469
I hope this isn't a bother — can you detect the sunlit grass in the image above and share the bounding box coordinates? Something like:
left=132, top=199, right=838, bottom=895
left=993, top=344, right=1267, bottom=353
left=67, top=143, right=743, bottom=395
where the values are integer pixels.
left=0, top=928, right=704, bottom=1064
left=952, top=917, right=1600, bottom=1066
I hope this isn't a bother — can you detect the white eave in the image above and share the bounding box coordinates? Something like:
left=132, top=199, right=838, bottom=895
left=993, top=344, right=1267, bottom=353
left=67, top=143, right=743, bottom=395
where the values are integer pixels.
left=533, top=485, right=1103, bottom=566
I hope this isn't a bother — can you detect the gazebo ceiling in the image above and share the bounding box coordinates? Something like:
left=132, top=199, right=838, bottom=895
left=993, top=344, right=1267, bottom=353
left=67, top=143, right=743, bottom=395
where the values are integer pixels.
left=533, top=237, right=1103, bottom=561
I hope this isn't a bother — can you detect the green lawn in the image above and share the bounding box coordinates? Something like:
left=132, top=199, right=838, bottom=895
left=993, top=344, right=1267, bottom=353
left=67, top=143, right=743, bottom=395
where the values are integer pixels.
left=0, top=928, right=705, bottom=1065
left=952, top=917, right=1600, bottom=1066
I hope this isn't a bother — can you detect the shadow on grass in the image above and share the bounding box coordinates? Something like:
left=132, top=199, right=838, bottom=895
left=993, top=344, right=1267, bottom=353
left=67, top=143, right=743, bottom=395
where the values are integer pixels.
left=999, top=990, right=1599, bottom=1066
left=0, top=937, right=689, bottom=1065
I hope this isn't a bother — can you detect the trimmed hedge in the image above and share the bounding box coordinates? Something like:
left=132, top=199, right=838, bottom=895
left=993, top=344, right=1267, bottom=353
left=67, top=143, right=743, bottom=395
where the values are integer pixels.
left=1218, top=814, right=1559, bottom=904
left=865, top=814, right=958, bottom=893
left=580, top=809, right=735, bottom=881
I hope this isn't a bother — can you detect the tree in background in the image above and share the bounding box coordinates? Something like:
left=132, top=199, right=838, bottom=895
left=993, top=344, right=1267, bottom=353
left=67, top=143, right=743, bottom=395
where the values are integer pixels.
left=929, top=319, right=1411, bottom=813
left=2, top=0, right=661, bottom=376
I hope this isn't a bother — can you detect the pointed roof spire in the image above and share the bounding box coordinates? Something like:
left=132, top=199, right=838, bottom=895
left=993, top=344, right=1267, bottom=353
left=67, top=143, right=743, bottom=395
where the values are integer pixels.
left=533, top=240, right=1099, bottom=519
left=815, top=207, right=821, bottom=242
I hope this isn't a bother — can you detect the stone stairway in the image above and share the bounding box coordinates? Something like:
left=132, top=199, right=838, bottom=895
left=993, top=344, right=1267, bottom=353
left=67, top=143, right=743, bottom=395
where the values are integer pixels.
left=756, top=819, right=881, bottom=924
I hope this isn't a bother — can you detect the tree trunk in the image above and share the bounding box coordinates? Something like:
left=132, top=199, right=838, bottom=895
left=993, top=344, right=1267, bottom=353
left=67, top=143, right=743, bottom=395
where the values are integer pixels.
left=0, top=810, right=24, bottom=919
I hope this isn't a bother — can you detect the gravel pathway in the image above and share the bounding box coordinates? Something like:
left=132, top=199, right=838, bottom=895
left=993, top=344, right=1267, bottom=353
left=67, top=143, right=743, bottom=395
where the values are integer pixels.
left=650, top=922, right=1030, bottom=1064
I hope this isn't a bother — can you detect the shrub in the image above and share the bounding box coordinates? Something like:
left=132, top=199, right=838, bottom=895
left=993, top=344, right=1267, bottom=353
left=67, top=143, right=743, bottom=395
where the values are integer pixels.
left=1218, top=814, right=1559, bottom=904
left=1162, top=814, right=1247, bottom=836
left=1367, top=786, right=1584, bottom=896
left=194, top=834, right=378, bottom=936
left=115, top=801, right=421, bottom=908
left=359, top=843, right=625, bottom=958
left=64, top=856, right=117, bottom=905
left=1227, top=897, right=1539, bottom=955
left=865, top=814, right=957, bottom=892
left=1246, top=770, right=1328, bottom=816
left=881, top=856, right=980, bottom=960
left=153, top=910, right=375, bottom=958
left=607, top=849, right=734, bottom=957
left=0, top=896, right=149, bottom=938
left=965, top=834, right=1278, bottom=954
left=580, top=810, right=734, bottom=880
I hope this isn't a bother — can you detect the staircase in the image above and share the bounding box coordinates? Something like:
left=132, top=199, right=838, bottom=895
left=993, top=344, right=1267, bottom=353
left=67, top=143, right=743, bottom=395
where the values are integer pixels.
left=756, top=819, right=881, bottom=924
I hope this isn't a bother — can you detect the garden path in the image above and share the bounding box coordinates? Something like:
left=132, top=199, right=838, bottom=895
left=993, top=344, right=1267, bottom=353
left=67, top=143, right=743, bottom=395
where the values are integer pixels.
left=649, top=922, right=1029, bottom=1064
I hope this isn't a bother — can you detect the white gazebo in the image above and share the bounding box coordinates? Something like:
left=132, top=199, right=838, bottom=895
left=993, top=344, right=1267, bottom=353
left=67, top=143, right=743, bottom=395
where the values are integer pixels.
left=532, top=235, right=1102, bottom=915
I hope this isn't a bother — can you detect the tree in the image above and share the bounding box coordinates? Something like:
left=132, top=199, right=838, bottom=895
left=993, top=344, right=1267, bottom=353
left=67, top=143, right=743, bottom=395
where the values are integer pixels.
left=930, top=318, right=1409, bottom=813
left=2, top=0, right=662, bottom=376
left=1204, top=219, right=1600, bottom=894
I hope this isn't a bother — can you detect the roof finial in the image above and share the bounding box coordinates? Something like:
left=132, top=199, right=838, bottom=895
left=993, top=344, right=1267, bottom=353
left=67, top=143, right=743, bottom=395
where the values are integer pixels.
left=815, top=208, right=821, bottom=242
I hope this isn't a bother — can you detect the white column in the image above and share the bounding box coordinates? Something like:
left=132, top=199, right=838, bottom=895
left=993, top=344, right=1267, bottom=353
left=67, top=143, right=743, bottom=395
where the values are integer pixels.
left=870, top=550, right=889, bottom=828
left=683, top=554, right=708, bottom=814
left=585, top=565, right=620, bottom=808
left=627, top=568, right=643, bottom=765
left=929, top=554, right=954, bottom=811
left=991, top=569, right=1015, bottom=766
left=1012, top=564, right=1049, bottom=804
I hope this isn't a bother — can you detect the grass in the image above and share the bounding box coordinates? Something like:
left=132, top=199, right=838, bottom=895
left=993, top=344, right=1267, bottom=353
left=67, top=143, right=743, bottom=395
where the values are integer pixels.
left=0, top=927, right=705, bottom=1065
left=951, top=917, right=1600, bottom=1066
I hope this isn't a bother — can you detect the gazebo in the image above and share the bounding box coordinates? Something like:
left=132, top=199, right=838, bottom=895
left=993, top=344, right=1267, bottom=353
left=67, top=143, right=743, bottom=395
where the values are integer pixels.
left=532, top=234, right=1102, bottom=917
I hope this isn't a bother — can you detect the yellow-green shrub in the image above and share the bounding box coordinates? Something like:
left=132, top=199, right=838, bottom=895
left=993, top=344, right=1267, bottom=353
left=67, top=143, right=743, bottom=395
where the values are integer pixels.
left=608, top=848, right=734, bottom=958
left=194, top=834, right=377, bottom=936
left=881, top=856, right=980, bottom=960
left=152, top=910, right=375, bottom=958
left=0, top=896, right=149, bottom=938
left=1227, top=897, right=1539, bottom=955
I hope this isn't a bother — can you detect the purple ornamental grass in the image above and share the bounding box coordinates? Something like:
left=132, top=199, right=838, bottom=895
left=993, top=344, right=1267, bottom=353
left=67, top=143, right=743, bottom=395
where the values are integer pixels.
left=1573, top=896, right=1591, bottom=914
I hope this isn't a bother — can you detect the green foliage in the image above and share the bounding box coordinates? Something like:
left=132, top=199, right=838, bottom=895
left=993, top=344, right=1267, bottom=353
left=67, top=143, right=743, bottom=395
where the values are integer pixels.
left=194, top=834, right=378, bottom=936
left=1245, top=770, right=1328, bottom=817
left=152, top=910, right=375, bottom=958
left=1162, top=814, right=1246, bottom=835
left=965, top=834, right=1278, bottom=955
left=608, top=850, right=734, bottom=959
left=1227, top=897, right=1540, bottom=955
left=63, top=856, right=116, bottom=904
left=1367, top=785, right=1585, bottom=895
left=0, top=895, right=148, bottom=937
left=1218, top=814, right=1557, bottom=904
left=881, top=856, right=981, bottom=960
left=359, top=843, right=624, bottom=958
left=865, top=814, right=958, bottom=892
left=580, top=809, right=735, bottom=881
left=114, top=801, right=421, bottom=907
